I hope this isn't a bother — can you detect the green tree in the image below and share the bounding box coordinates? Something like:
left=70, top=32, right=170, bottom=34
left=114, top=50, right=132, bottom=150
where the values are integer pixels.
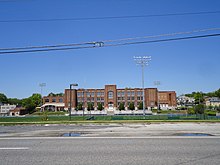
left=118, top=103, right=125, bottom=111
left=87, top=102, right=94, bottom=111
left=97, top=103, right=103, bottom=111
left=22, top=94, right=41, bottom=113
left=8, top=98, right=22, bottom=106
left=128, top=102, right=135, bottom=110
left=216, top=105, right=220, bottom=113
left=138, top=102, right=143, bottom=110
left=194, top=104, right=205, bottom=114
left=77, top=103, right=83, bottom=110
left=194, top=92, right=204, bottom=104
left=214, top=89, right=220, bottom=98
left=208, top=105, right=213, bottom=110
left=187, top=108, right=195, bottom=114
left=0, top=93, right=8, bottom=104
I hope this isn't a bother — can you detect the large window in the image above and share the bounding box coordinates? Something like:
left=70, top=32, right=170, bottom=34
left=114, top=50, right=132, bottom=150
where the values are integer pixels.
left=108, top=91, right=113, bottom=99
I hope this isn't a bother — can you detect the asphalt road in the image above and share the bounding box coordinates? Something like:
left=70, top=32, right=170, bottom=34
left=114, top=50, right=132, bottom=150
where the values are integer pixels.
left=0, top=137, right=220, bottom=165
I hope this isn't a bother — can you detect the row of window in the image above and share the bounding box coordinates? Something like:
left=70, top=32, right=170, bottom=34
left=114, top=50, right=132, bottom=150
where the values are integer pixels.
left=77, top=91, right=105, bottom=97
left=77, top=97, right=104, bottom=102
left=117, top=96, right=143, bottom=101
left=117, top=91, right=142, bottom=96
left=77, top=102, right=105, bottom=106
left=45, top=98, right=63, bottom=103
left=76, top=102, right=143, bottom=107
left=117, top=102, right=143, bottom=106
left=77, top=91, right=143, bottom=97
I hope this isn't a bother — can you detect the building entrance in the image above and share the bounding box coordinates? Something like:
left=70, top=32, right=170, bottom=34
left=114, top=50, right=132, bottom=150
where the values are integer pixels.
left=108, top=102, right=114, bottom=110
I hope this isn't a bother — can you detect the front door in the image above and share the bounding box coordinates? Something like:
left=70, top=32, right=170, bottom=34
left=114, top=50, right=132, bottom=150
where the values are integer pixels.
left=108, top=102, right=114, bottom=110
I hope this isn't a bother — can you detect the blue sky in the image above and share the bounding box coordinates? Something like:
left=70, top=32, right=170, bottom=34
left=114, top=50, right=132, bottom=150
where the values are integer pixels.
left=0, top=0, right=220, bottom=98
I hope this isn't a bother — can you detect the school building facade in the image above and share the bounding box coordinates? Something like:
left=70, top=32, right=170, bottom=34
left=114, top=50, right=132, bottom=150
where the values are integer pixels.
left=42, top=84, right=176, bottom=111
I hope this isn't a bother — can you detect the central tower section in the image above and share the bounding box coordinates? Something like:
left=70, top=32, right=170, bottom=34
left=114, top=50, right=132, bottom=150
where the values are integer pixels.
left=104, top=85, right=117, bottom=110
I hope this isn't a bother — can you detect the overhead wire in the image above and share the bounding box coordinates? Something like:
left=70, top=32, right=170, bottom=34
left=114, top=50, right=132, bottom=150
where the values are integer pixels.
left=0, top=33, right=220, bottom=54
left=0, top=27, right=220, bottom=52
left=0, top=11, right=220, bottom=23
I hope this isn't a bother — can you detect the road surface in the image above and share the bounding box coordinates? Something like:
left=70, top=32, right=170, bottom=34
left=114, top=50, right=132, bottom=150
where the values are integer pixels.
left=0, top=137, right=220, bottom=165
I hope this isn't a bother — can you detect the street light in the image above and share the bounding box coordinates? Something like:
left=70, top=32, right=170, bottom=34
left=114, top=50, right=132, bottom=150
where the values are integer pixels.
left=39, top=83, right=46, bottom=111
left=154, top=81, right=161, bottom=111
left=69, top=83, right=78, bottom=121
left=134, top=56, right=151, bottom=116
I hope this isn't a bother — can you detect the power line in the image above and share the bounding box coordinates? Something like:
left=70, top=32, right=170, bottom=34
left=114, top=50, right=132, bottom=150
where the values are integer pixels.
left=0, top=27, right=220, bottom=51
left=1, top=11, right=220, bottom=23
left=104, top=33, right=220, bottom=47
left=0, top=33, right=219, bottom=55
left=102, top=28, right=220, bottom=43
left=0, top=42, right=94, bottom=51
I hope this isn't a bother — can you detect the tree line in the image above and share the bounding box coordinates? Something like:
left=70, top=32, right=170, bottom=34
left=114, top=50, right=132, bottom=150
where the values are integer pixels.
left=185, top=88, right=220, bottom=104
left=0, top=93, right=41, bottom=114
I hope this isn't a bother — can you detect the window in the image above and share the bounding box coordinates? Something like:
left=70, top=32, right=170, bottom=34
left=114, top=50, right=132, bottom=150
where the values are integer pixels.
left=121, top=92, right=125, bottom=96
left=45, top=99, right=49, bottom=102
left=52, top=98, right=56, bottom=102
left=97, top=92, right=101, bottom=96
left=127, top=97, right=131, bottom=100
left=131, top=97, right=135, bottom=100
left=77, top=92, right=82, bottom=97
left=127, top=91, right=131, bottom=96
left=137, top=91, right=142, bottom=96
left=59, top=98, right=63, bottom=103
left=137, top=96, right=143, bottom=100
left=118, top=97, right=121, bottom=101
left=108, top=91, right=113, bottom=99
left=131, top=91, right=135, bottom=96
left=117, top=91, right=121, bottom=96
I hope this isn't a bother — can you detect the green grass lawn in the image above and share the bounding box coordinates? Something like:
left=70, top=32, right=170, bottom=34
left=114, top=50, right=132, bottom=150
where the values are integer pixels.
left=0, top=114, right=220, bottom=125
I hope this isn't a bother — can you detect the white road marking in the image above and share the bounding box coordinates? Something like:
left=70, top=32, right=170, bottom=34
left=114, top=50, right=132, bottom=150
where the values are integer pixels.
left=0, top=147, right=29, bottom=150
left=0, top=136, right=219, bottom=140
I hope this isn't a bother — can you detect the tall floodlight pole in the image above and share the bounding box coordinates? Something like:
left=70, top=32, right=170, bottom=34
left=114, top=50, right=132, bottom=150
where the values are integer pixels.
left=154, top=81, right=161, bottom=111
left=39, top=83, right=46, bottom=111
left=69, top=83, right=78, bottom=121
left=134, top=56, right=151, bottom=116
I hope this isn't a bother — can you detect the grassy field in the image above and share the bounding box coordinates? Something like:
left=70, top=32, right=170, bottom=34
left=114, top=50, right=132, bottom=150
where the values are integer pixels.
left=0, top=114, right=220, bottom=125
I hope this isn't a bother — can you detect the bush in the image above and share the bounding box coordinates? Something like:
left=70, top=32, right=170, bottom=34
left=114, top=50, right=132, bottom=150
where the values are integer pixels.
left=195, top=104, right=205, bottom=114
left=138, top=102, right=143, bottom=110
left=187, top=108, right=195, bottom=114
left=118, top=103, right=125, bottom=111
left=97, top=103, right=103, bottom=111
left=128, top=102, right=135, bottom=110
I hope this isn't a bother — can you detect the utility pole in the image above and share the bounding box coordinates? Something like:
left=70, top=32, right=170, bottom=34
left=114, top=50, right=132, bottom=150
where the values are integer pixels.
left=134, top=56, right=151, bottom=116
left=154, top=81, right=161, bottom=111
left=39, top=83, right=46, bottom=111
